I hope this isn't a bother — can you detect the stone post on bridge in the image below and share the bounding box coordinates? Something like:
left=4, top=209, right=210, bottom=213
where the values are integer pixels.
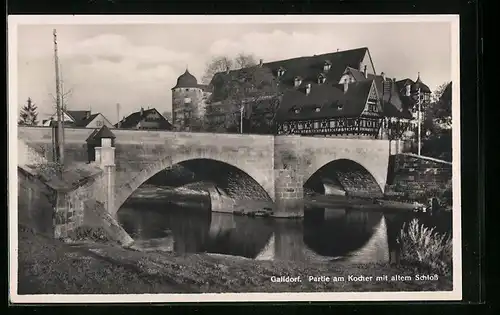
left=86, top=126, right=116, bottom=217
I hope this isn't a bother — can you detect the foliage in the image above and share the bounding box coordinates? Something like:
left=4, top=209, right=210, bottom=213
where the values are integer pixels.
left=71, top=226, right=111, bottom=243
left=420, top=82, right=452, bottom=161
left=201, top=53, right=257, bottom=84
left=398, top=218, right=452, bottom=276
left=203, top=54, right=281, bottom=133
left=18, top=97, right=39, bottom=126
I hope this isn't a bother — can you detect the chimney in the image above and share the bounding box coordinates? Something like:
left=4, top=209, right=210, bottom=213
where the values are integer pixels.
left=343, top=80, right=349, bottom=93
left=226, top=66, right=230, bottom=74
left=140, top=107, right=144, bottom=116
left=86, top=111, right=90, bottom=119
left=259, top=59, right=263, bottom=67
left=305, top=83, right=311, bottom=95
left=363, top=65, right=368, bottom=78
left=381, top=72, right=386, bottom=81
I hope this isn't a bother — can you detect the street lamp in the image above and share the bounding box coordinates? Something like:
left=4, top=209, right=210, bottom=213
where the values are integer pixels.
left=240, top=104, right=244, bottom=134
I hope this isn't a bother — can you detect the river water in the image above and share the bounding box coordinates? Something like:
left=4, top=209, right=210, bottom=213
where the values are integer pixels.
left=117, top=190, right=452, bottom=264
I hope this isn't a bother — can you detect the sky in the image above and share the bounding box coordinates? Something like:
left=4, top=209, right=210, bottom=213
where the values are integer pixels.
left=15, top=20, right=453, bottom=125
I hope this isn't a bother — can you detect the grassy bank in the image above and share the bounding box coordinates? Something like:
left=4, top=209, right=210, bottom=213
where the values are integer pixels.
left=16, top=224, right=452, bottom=295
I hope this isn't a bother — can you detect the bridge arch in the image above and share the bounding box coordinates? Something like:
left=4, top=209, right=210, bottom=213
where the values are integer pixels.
left=304, top=158, right=384, bottom=198
left=113, top=154, right=274, bottom=216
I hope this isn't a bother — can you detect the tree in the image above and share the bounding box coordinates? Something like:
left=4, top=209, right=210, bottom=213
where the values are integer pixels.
left=204, top=59, right=280, bottom=133
left=18, top=98, right=39, bottom=126
left=201, top=53, right=257, bottom=85
left=421, top=81, right=452, bottom=161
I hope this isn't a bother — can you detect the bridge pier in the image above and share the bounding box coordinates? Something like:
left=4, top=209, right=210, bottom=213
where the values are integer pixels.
left=274, top=169, right=304, bottom=218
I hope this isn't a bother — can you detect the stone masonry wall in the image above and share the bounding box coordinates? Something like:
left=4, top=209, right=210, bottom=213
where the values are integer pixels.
left=385, top=153, right=453, bottom=202
left=18, top=169, right=55, bottom=236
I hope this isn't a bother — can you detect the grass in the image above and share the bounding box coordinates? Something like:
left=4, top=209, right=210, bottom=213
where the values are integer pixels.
left=398, top=218, right=453, bottom=276
left=15, top=223, right=453, bottom=295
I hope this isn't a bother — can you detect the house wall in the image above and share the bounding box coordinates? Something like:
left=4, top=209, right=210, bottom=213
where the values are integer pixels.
left=86, top=114, right=114, bottom=129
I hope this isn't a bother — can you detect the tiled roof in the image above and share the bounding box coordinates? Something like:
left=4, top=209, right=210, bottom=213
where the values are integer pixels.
left=172, top=69, right=199, bottom=89
left=67, top=110, right=91, bottom=122
left=276, top=80, right=373, bottom=122
left=116, top=108, right=173, bottom=129
left=368, top=74, right=413, bottom=119
left=210, top=47, right=370, bottom=91
left=86, top=125, right=116, bottom=143
left=73, top=113, right=99, bottom=127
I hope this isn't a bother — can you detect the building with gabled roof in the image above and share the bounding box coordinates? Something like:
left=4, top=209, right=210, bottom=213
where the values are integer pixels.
left=42, top=110, right=113, bottom=129
left=115, top=107, right=173, bottom=130
left=198, top=46, right=434, bottom=143
left=276, top=79, right=386, bottom=138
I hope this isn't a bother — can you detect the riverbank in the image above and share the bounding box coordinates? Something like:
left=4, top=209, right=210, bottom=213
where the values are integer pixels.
left=17, top=224, right=452, bottom=294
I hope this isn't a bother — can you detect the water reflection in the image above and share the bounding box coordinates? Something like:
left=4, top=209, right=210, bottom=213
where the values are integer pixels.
left=117, top=201, right=451, bottom=264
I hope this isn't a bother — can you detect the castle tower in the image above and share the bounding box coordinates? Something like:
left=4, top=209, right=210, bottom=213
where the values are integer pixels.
left=171, top=69, right=207, bottom=131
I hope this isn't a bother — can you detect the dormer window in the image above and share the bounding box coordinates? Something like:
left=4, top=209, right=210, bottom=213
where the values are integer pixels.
left=277, top=67, right=285, bottom=77
left=294, top=76, right=302, bottom=88
left=290, top=106, right=301, bottom=114
left=318, top=74, right=326, bottom=84
left=337, top=104, right=343, bottom=110
left=323, top=60, right=332, bottom=72
left=314, top=107, right=321, bottom=112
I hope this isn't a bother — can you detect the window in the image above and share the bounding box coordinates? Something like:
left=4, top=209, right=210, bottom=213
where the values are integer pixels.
left=324, top=61, right=331, bottom=72
left=95, top=120, right=103, bottom=127
left=318, top=75, right=326, bottom=84
left=184, top=97, right=192, bottom=104
left=337, top=104, right=343, bottom=110
left=329, top=120, right=336, bottom=128
left=313, top=122, right=319, bottom=128
left=315, top=107, right=321, bottom=112
left=294, top=108, right=300, bottom=114
left=185, top=88, right=189, bottom=92
left=405, top=85, right=411, bottom=96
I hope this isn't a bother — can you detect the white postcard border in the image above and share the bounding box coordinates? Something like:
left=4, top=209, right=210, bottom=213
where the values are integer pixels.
left=8, top=14, right=463, bottom=303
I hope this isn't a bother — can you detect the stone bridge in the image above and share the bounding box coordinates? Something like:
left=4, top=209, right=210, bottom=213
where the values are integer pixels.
left=18, top=126, right=391, bottom=217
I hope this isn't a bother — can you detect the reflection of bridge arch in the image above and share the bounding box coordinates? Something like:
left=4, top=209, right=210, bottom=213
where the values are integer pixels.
left=304, top=159, right=384, bottom=198
left=206, top=212, right=274, bottom=259
left=114, top=157, right=273, bottom=216
left=303, top=208, right=389, bottom=263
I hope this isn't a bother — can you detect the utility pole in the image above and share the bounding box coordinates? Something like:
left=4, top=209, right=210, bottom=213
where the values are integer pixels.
left=417, top=87, right=422, bottom=156
left=240, top=104, right=244, bottom=134
left=116, top=103, right=120, bottom=127
left=53, top=29, right=65, bottom=167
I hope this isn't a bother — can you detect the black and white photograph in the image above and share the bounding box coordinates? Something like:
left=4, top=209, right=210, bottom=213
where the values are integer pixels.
left=8, top=15, right=461, bottom=303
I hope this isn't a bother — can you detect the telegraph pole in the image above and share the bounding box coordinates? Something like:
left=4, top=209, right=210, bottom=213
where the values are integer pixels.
left=240, top=104, right=244, bottom=134
left=116, top=103, right=120, bottom=127
left=53, top=29, right=65, bottom=166
left=417, top=87, right=422, bottom=156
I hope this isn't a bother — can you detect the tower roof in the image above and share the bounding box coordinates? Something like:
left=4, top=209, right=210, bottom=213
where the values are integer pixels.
left=411, top=72, right=431, bottom=93
left=172, top=69, right=199, bottom=89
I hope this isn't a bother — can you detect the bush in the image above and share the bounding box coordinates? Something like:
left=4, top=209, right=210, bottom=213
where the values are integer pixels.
left=398, top=218, right=452, bottom=276
left=71, top=226, right=111, bottom=243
